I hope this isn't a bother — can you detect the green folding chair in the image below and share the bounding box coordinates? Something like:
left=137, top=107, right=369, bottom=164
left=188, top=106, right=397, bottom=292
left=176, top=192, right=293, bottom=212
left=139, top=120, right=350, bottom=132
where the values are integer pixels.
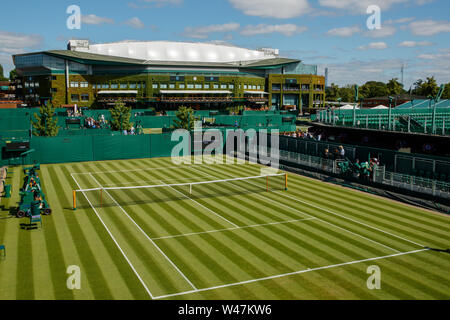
left=0, top=245, right=5, bottom=260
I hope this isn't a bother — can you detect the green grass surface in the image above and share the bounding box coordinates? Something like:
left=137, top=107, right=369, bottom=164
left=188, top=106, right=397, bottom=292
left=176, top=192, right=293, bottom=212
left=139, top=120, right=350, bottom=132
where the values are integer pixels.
left=0, top=156, right=449, bottom=300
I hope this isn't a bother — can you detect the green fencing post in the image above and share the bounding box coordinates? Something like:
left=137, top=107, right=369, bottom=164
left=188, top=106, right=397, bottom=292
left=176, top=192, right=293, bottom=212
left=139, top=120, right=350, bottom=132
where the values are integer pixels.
left=388, top=97, right=393, bottom=131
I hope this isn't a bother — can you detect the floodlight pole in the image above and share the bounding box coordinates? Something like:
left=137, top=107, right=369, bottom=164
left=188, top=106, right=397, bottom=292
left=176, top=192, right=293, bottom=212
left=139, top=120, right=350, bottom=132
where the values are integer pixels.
left=388, top=97, right=393, bottom=131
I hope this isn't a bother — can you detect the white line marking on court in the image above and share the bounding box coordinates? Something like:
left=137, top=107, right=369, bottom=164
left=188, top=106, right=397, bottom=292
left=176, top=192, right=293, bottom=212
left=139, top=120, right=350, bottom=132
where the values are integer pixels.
left=274, top=191, right=426, bottom=248
left=70, top=173, right=155, bottom=300
left=242, top=155, right=427, bottom=248
left=88, top=173, right=198, bottom=291
left=153, top=248, right=430, bottom=300
left=152, top=217, right=317, bottom=241
left=188, top=165, right=401, bottom=253
left=152, top=178, right=239, bottom=229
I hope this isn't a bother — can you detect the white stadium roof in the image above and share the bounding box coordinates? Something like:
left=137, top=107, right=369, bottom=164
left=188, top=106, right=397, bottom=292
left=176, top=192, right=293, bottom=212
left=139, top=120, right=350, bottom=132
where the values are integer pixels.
left=69, top=40, right=278, bottom=64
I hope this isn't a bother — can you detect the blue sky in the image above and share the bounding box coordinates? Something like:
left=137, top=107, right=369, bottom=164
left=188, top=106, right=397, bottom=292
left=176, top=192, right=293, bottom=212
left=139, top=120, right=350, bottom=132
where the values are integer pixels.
left=0, top=0, right=449, bottom=88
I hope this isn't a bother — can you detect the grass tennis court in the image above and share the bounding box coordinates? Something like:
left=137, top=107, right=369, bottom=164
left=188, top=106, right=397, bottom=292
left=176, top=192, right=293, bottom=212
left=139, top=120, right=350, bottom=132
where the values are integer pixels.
left=0, top=156, right=449, bottom=300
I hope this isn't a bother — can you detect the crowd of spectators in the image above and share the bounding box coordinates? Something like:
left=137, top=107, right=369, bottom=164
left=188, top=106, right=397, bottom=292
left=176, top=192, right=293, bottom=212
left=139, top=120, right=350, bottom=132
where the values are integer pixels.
left=67, top=109, right=82, bottom=118
left=281, top=129, right=325, bottom=141
left=85, top=114, right=108, bottom=129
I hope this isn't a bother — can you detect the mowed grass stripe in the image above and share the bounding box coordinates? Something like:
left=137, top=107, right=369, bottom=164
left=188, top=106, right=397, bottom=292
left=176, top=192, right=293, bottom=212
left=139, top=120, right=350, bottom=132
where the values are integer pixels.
left=113, top=160, right=310, bottom=298
left=50, top=165, right=136, bottom=300
left=16, top=168, right=34, bottom=300
left=58, top=164, right=115, bottom=299
left=192, top=164, right=402, bottom=254
left=61, top=164, right=150, bottom=300
left=84, top=161, right=195, bottom=295
left=0, top=167, right=22, bottom=299
left=284, top=174, right=450, bottom=239
left=211, top=163, right=432, bottom=250
left=118, top=159, right=232, bottom=233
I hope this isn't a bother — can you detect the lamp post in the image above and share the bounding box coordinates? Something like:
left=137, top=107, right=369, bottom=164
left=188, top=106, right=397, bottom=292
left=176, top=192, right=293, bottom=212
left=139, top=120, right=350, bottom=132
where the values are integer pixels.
left=388, top=96, right=394, bottom=131
left=337, top=98, right=342, bottom=125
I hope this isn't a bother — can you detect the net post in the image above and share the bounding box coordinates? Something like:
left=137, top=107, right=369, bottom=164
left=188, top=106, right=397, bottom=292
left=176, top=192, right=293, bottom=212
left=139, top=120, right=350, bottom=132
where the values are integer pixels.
left=285, top=173, right=288, bottom=191
left=73, top=190, right=77, bottom=211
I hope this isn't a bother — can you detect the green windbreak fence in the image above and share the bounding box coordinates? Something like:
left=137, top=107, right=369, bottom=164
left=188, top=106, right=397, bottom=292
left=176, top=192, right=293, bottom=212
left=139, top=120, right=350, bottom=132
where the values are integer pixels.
left=1, top=133, right=182, bottom=165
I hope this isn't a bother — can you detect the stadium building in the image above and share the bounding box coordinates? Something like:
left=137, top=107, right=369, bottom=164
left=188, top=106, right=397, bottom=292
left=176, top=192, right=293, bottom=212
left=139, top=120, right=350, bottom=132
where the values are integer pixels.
left=13, top=40, right=325, bottom=112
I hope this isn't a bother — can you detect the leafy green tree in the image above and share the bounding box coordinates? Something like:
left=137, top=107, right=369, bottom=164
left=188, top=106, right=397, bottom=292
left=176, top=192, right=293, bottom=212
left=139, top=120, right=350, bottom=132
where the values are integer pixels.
left=0, top=64, right=7, bottom=81
left=9, top=69, right=17, bottom=80
left=325, top=83, right=339, bottom=101
left=359, top=81, right=388, bottom=99
left=32, top=103, right=60, bottom=136
left=442, top=83, right=450, bottom=100
left=338, top=85, right=356, bottom=102
left=173, top=106, right=195, bottom=130
left=110, top=100, right=133, bottom=131
left=386, top=78, right=405, bottom=96
left=413, top=77, right=439, bottom=97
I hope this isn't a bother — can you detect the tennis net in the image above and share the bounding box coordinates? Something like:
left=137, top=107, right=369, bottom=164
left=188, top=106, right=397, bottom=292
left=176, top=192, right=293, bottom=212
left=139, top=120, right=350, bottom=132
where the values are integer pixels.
left=73, top=173, right=288, bottom=210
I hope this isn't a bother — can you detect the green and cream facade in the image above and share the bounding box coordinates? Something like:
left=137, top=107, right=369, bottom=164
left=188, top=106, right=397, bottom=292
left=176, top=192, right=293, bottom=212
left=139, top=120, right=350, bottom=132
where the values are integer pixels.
left=13, top=42, right=325, bottom=112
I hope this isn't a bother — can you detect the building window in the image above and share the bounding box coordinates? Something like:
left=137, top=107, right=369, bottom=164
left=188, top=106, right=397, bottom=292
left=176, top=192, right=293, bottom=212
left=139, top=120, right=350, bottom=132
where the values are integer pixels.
left=179, top=84, right=186, bottom=89
left=169, top=84, right=175, bottom=89
left=51, top=76, right=57, bottom=80
left=152, top=84, right=158, bottom=89
left=187, top=84, right=194, bottom=89
left=102, top=84, right=109, bottom=89
left=71, top=94, right=79, bottom=102
left=80, top=82, right=88, bottom=88
left=244, top=85, right=248, bottom=90
left=51, top=88, right=57, bottom=93
left=229, top=84, right=234, bottom=89
left=195, top=84, right=202, bottom=89
left=111, top=84, right=119, bottom=89
left=142, top=83, right=146, bottom=89
left=257, top=85, right=261, bottom=90
left=160, top=84, right=168, bottom=89
left=204, top=84, right=210, bottom=89
left=81, top=94, right=89, bottom=101
left=70, top=82, right=79, bottom=88
left=221, top=84, right=227, bottom=89
left=120, top=84, right=128, bottom=89
left=130, top=84, right=137, bottom=89
left=213, top=84, right=219, bottom=89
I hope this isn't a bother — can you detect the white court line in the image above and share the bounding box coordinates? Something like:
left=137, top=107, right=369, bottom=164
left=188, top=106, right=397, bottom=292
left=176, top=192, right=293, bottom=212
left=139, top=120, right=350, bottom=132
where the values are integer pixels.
left=152, top=177, right=239, bottom=228
left=235, top=155, right=426, bottom=248
left=88, top=173, right=198, bottom=291
left=70, top=173, right=155, bottom=300
left=152, top=217, right=317, bottom=241
left=153, top=248, right=430, bottom=300
left=188, top=165, right=401, bottom=253
left=100, top=175, right=216, bottom=187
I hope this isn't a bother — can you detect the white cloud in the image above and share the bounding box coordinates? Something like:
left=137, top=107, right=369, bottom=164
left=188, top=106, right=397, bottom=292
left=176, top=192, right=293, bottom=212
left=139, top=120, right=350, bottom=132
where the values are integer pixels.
left=240, top=24, right=308, bottom=37
left=358, top=42, right=388, bottom=50
left=409, top=20, right=450, bottom=36
left=398, top=40, right=434, bottom=47
left=326, top=26, right=361, bottom=37
left=364, top=25, right=396, bottom=38
left=81, top=14, right=114, bottom=25
left=0, top=30, right=43, bottom=50
left=229, top=0, right=311, bottom=18
left=124, top=17, right=145, bottom=29
left=318, top=0, right=409, bottom=14
left=183, top=23, right=240, bottom=39
left=418, top=52, right=450, bottom=60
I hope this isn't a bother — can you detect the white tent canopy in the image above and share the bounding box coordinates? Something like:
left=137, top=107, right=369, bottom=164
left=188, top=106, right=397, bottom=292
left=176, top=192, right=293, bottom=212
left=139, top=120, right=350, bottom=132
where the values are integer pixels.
left=372, top=105, right=388, bottom=109
left=339, top=104, right=359, bottom=110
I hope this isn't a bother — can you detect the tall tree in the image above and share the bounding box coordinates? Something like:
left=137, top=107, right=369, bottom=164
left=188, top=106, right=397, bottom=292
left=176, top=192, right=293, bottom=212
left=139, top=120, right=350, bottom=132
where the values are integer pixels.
left=32, top=103, right=60, bottom=137
left=0, top=64, right=7, bottom=81
left=386, top=78, right=405, bottom=96
left=9, top=69, right=17, bottom=80
left=359, top=81, right=388, bottom=98
left=173, top=106, right=195, bottom=131
left=442, top=83, right=450, bottom=100
left=413, top=77, right=439, bottom=97
left=325, top=83, right=339, bottom=101
left=110, top=100, right=133, bottom=131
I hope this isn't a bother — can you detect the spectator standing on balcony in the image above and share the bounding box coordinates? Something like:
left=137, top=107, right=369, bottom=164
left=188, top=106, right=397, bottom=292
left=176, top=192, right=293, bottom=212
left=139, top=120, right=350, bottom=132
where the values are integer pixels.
left=339, top=146, right=345, bottom=159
